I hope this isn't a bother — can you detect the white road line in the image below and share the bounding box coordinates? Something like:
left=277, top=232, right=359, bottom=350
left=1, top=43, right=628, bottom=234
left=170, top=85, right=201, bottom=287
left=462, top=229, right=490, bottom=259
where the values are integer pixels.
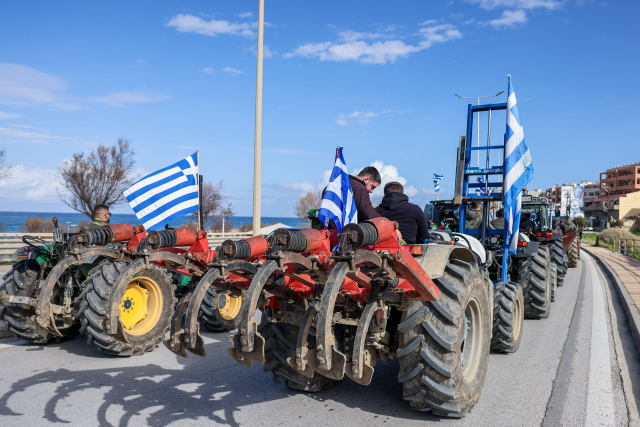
left=585, top=255, right=616, bottom=426
left=0, top=339, right=27, bottom=350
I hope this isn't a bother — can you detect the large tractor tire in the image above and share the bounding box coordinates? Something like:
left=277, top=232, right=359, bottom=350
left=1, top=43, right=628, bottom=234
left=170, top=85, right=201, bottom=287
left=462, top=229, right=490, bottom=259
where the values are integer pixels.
left=550, top=239, right=566, bottom=287
left=550, top=265, right=558, bottom=303
left=1, top=260, right=78, bottom=344
left=568, top=240, right=579, bottom=268
left=199, top=288, right=244, bottom=332
left=397, top=259, right=491, bottom=417
left=522, top=246, right=552, bottom=319
left=261, top=321, right=336, bottom=392
left=490, top=281, right=524, bottom=354
left=81, top=262, right=175, bottom=356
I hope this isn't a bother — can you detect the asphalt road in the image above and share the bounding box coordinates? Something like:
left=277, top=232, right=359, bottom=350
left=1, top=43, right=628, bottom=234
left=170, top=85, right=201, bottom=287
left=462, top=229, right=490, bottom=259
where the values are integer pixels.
left=0, top=255, right=639, bottom=426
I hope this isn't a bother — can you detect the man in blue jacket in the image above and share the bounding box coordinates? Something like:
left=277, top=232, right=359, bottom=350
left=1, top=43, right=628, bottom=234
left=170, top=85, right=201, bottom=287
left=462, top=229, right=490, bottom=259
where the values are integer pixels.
left=375, top=181, right=429, bottom=244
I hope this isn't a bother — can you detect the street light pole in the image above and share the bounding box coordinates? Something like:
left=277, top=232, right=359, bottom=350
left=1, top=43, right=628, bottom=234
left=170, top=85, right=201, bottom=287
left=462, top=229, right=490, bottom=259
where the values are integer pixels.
left=454, top=91, right=504, bottom=167
left=252, top=0, right=264, bottom=236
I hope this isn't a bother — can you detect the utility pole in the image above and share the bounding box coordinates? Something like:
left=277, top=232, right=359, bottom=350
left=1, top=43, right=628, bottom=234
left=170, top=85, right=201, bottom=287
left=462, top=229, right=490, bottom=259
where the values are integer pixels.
left=252, top=0, right=265, bottom=236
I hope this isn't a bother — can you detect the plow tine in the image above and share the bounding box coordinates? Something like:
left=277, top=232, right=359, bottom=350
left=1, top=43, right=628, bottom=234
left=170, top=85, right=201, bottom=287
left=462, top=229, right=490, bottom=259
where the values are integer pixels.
left=287, top=303, right=318, bottom=378
left=183, top=269, right=221, bottom=357
left=163, top=291, right=192, bottom=358
left=229, top=260, right=278, bottom=366
left=344, top=301, right=378, bottom=385
left=314, top=261, right=349, bottom=380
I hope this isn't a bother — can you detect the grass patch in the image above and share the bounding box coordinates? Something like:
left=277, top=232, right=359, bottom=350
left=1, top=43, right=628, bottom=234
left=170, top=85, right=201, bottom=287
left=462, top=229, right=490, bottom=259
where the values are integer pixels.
left=582, top=232, right=597, bottom=246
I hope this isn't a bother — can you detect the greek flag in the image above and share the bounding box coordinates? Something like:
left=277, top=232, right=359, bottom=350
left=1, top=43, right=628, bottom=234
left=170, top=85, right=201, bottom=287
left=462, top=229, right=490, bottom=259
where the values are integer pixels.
left=476, top=175, right=487, bottom=196
left=433, top=171, right=443, bottom=194
left=123, top=152, right=199, bottom=231
left=318, top=147, right=357, bottom=232
left=504, top=76, right=534, bottom=254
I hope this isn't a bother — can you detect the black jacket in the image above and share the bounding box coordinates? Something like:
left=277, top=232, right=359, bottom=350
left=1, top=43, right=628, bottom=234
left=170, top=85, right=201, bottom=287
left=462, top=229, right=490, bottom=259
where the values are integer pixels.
left=349, top=175, right=381, bottom=222
left=375, top=192, right=429, bottom=244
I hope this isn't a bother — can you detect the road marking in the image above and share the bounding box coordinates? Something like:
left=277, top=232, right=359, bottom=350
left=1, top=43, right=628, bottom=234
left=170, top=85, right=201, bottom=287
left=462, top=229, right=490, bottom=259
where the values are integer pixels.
left=586, top=256, right=615, bottom=426
left=0, top=339, right=27, bottom=350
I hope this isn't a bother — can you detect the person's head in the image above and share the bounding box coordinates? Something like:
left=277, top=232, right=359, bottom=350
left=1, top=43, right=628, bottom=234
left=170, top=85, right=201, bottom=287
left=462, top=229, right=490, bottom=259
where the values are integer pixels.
left=565, top=215, right=571, bottom=221
left=522, top=212, right=530, bottom=220
left=357, top=166, right=381, bottom=194
left=470, top=201, right=481, bottom=210
left=383, top=181, right=404, bottom=196
left=93, top=204, right=111, bottom=223
left=497, top=208, right=504, bottom=218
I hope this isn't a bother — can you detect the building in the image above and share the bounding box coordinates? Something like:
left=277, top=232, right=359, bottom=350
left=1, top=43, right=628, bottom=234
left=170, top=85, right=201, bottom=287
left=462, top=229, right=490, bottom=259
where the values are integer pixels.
left=583, top=162, right=640, bottom=226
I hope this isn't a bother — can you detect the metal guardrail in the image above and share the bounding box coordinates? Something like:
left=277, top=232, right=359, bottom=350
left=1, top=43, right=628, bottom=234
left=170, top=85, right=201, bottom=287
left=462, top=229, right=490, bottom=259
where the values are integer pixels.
left=0, top=231, right=255, bottom=260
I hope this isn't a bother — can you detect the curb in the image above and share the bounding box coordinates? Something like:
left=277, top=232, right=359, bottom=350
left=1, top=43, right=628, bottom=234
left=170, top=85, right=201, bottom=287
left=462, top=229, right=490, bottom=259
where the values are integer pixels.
left=584, top=247, right=640, bottom=353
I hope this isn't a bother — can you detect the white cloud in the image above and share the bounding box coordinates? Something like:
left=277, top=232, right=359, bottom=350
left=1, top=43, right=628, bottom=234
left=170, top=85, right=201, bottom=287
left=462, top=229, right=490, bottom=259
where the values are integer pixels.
left=467, top=0, right=561, bottom=9
left=238, top=12, right=253, bottom=18
left=0, top=164, right=60, bottom=202
left=202, top=67, right=215, bottom=75
left=0, top=63, right=77, bottom=109
left=0, top=112, right=22, bottom=120
left=223, top=67, right=244, bottom=75
left=485, top=10, right=528, bottom=28
left=86, top=91, right=166, bottom=107
left=284, top=23, right=462, bottom=65
left=336, top=109, right=413, bottom=126
left=0, top=127, right=69, bottom=143
left=247, top=44, right=276, bottom=59
left=166, top=14, right=255, bottom=37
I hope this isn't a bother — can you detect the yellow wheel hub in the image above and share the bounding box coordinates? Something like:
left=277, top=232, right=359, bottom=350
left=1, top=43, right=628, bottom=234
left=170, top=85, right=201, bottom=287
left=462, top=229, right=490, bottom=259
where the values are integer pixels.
left=120, top=277, right=162, bottom=335
left=217, top=292, right=242, bottom=321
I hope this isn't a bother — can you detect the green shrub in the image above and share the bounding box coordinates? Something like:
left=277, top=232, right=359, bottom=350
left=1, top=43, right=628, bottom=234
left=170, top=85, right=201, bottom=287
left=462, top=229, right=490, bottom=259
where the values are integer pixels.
left=609, top=219, right=624, bottom=228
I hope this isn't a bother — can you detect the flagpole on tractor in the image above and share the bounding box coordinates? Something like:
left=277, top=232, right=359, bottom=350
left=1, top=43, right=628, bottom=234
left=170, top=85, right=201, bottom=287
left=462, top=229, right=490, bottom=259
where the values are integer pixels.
left=197, top=150, right=202, bottom=231
left=252, top=0, right=265, bottom=236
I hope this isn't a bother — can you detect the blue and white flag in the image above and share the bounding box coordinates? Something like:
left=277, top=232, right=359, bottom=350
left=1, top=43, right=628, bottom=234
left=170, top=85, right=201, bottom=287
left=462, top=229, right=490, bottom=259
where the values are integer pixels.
left=504, top=76, right=534, bottom=254
left=476, top=175, right=487, bottom=196
left=124, top=152, right=199, bottom=231
left=433, top=171, right=443, bottom=195
left=318, top=147, right=357, bottom=232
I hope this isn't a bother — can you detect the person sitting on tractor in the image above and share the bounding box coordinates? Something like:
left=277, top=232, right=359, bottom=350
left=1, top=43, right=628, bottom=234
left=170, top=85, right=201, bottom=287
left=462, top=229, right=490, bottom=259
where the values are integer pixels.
left=491, top=208, right=505, bottom=229
left=375, top=181, right=429, bottom=244
left=466, top=201, right=487, bottom=230
left=519, top=212, right=536, bottom=234
left=558, top=215, right=576, bottom=234
left=349, top=166, right=382, bottom=222
left=88, top=204, right=111, bottom=228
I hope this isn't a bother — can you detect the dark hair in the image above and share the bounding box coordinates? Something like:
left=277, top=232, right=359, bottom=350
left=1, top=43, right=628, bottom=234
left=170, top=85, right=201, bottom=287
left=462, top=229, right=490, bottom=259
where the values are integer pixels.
left=522, top=212, right=531, bottom=220
left=384, top=181, right=404, bottom=196
left=470, top=201, right=481, bottom=210
left=93, top=204, right=110, bottom=217
left=497, top=208, right=504, bottom=218
left=358, top=166, right=381, bottom=184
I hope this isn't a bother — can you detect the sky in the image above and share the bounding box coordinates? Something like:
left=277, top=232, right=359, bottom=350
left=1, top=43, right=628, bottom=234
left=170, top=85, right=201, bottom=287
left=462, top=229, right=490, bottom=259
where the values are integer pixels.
left=0, top=0, right=638, bottom=217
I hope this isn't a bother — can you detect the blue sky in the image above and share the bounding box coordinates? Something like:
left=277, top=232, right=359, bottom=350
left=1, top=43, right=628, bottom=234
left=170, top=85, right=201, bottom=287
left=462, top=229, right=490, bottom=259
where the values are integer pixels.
left=0, top=0, right=638, bottom=217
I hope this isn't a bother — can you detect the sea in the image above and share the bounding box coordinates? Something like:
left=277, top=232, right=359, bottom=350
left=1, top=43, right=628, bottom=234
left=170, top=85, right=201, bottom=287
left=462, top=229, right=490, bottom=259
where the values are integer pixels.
left=0, top=211, right=305, bottom=233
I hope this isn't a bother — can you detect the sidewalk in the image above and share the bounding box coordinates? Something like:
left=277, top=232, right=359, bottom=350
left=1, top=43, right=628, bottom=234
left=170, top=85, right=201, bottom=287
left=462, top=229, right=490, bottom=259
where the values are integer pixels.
left=585, top=245, right=640, bottom=352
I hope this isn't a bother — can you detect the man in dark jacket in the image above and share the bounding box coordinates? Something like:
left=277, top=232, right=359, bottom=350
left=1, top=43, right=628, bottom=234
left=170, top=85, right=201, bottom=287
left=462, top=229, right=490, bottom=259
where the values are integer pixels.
left=375, top=182, right=429, bottom=244
left=519, top=212, right=536, bottom=234
left=349, top=166, right=381, bottom=222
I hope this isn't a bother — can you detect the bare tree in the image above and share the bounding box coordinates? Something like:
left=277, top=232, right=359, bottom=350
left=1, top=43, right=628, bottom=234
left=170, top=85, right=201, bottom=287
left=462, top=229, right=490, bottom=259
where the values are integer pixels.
left=294, top=191, right=322, bottom=222
left=192, top=180, right=225, bottom=226
left=0, top=149, right=11, bottom=180
left=20, top=217, right=57, bottom=233
left=57, top=139, right=136, bottom=218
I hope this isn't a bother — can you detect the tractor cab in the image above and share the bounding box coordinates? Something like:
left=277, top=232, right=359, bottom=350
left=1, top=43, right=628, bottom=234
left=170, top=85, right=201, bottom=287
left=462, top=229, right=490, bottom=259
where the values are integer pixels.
left=424, top=200, right=460, bottom=232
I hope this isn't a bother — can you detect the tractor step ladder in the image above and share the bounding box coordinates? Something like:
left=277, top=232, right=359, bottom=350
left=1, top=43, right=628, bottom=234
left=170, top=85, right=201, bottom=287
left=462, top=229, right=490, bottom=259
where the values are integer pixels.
left=454, top=102, right=510, bottom=282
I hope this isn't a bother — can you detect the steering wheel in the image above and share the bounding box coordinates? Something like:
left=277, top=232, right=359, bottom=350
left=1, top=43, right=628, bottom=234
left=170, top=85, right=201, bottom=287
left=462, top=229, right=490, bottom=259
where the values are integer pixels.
left=22, top=235, right=52, bottom=255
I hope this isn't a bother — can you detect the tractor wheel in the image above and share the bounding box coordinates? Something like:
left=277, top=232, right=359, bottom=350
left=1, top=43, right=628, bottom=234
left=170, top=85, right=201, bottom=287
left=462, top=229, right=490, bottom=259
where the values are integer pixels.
left=82, top=262, right=175, bottom=356
left=490, top=282, right=524, bottom=353
left=261, top=321, right=336, bottom=392
left=550, top=265, right=558, bottom=303
left=1, top=260, right=77, bottom=344
left=397, top=259, right=491, bottom=417
left=550, top=239, right=566, bottom=287
left=522, top=246, right=551, bottom=319
left=568, top=240, right=579, bottom=268
left=199, top=288, right=244, bottom=332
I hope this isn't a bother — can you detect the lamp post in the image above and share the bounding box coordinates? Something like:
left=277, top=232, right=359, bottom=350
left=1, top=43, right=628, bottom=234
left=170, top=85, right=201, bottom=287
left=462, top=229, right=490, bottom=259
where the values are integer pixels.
left=454, top=91, right=504, bottom=167
left=67, top=222, right=71, bottom=233
left=252, top=0, right=265, bottom=236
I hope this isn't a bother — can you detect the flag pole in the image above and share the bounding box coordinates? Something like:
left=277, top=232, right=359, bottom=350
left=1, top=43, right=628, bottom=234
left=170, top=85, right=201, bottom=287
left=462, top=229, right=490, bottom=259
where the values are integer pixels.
left=197, top=150, right=202, bottom=231
left=252, top=0, right=264, bottom=236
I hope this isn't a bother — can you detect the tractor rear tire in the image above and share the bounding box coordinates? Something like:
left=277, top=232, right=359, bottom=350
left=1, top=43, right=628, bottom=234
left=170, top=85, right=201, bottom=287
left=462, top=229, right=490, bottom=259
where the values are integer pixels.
left=1, top=260, right=77, bottom=344
left=490, top=282, right=524, bottom=353
left=550, top=265, right=558, bottom=302
left=550, top=239, right=566, bottom=287
left=568, top=240, right=579, bottom=268
left=397, top=259, right=491, bottom=417
left=523, top=246, right=551, bottom=319
left=261, top=321, right=336, bottom=392
left=199, top=288, right=244, bottom=332
left=82, top=262, right=175, bottom=356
